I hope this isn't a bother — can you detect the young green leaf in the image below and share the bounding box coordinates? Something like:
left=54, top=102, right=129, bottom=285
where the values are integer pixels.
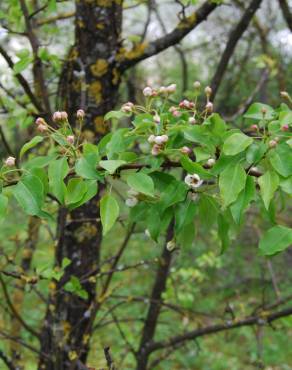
left=268, top=143, right=292, bottom=178
left=219, top=163, right=246, bottom=207
left=127, top=172, right=155, bottom=196
left=259, top=225, right=292, bottom=256
left=75, top=154, right=102, bottom=180
left=99, top=160, right=126, bottom=174
left=230, top=176, right=255, bottom=224
left=100, top=194, right=119, bottom=235
left=65, top=178, right=88, bottom=206
left=20, top=136, right=43, bottom=159
left=223, top=133, right=253, bottom=156
left=48, top=157, right=69, bottom=203
left=13, top=175, right=44, bottom=215
left=258, top=170, right=279, bottom=210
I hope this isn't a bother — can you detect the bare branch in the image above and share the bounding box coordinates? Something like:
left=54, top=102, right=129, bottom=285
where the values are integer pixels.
left=279, top=0, right=292, bottom=31
left=120, top=0, right=219, bottom=69
left=210, top=0, right=263, bottom=101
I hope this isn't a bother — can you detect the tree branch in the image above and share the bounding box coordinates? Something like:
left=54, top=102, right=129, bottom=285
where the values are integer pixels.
left=0, top=46, right=43, bottom=112
left=120, top=0, right=219, bottom=70
left=0, top=350, right=16, bottom=370
left=279, top=0, right=292, bottom=31
left=147, top=306, right=292, bottom=354
left=210, top=0, right=263, bottom=101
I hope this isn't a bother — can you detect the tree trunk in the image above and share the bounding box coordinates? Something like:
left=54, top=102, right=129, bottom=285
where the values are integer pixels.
left=39, top=1, right=123, bottom=369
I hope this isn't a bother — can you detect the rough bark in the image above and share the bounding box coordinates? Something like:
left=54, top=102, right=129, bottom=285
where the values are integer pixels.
left=38, top=1, right=123, bottom=369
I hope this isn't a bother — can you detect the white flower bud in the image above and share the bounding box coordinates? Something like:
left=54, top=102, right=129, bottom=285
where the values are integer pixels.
left=5, top=156, right=15, bottom=167
left=37, top=124, right=48, bottom=132
left=52, top=111, right=62, bottom=122
left=125, top=197, right=138, bottom=207
left=148, top=134, right=156, bottom=143
left=269, top=139, right=277, bottom=148
left=166, top=240, right=176, bottom=251
left=161, top=134, right=169, bottom=143
left=35, top=117, right=46, bottom=126
left=169, top=106, right=176, bottom=113
left=154, top=136, right=165, bottom=145
left=193, top=81, right=201, bottom=89
left=127, top=189, right=139, bottom=197
left=205, top=86, right=212, bottom=96
left=151, top=144, right=161, bottom=156
left=180, top=146, right=191, bottom=155
left=154, top=113, right=160, bottom=124
left=188, top=117, right=196, bottom=124
left=280, top=91, right=289, bottom=99
left=206, top=158, right=215, bottom=167
left=143, top=86, right=153, bottom=97
left=167, top=84, right=176, bottom=93
left=159, top=86, right=167, bottom=94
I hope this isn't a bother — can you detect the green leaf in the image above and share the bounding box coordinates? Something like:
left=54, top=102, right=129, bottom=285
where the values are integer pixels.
left=75, top=154, right=102, bottom=180
left=104, top=110, right=129, bottom=121
left=68, top=180, right=98, bottom=210
left=159, top=180, right=188, bottom=212
left=280, top=176, right=292, bottom=195
left=48, top=157, right=69, bottom=203
left=0, top=194, right=8, bottom=220
left=246, top=142, right=267, bottom=164
left=175, top=199, right=197, bottom=234
left=13, top=175, right=44, bottom=215
left=99, top=160, right=126, bottom=174
left=244, top=103, right=275, bottom=120
left=180, top=156, right=214, bottom=179
left=198, top=194, right=219, bottom=230
left=126, top=172, right=155, bottom=196
left=219, top=163, right=246, bottom=207
left=20, top=136, right=43, bottom=159
left=258, top=170, right=279, bottom=210
left=64, top=276, right=88, bottom=300
left=223, top=133, right=253, bottom=156
left=65, top=178, right=88, bottom=206
left=269, top=143, right=292, bottom=177
left=259, top=225, right=292, bottom=256
left=100, top=194, right=119, bottom=235
left=230, top=176, right=255, bottom=224
left=13, top=56, right=33, bottom=74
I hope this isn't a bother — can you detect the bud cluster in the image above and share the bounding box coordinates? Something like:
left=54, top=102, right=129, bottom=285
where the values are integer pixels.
left=148, top=134, right=169, bottom=156
left=125, top=189, right=139, bottom=208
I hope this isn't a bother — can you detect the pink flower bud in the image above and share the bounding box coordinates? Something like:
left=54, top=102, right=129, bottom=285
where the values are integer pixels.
left=250, top=124, right=258, bottom=131
left=189, top=117, right=196, bottom=124
left=151, top=144, right=161, bottom=156
left=180, top=146, right=191, bottom=155
left=153, top=114, right=160, bottom=124
left=61, top=111, right=68, bottom=121
left=154, top=136, right=165, bottom=145
left=172, top=110, right=181, bottom=118
left=281, top=124, right=289, bottom=132
left=35, top=117, right=46, bottom=126
left=143, top=86, right=153, bottom=97
left=52, top=111, right=62, bottom=122
left=205, top=102, right=213, bottom=113
left=66, top=135, right=74, bottom=145
left=77, top=109, right=85, bottom=119
left=37, top=124, right=48, bottom=132
left=179, top=100, right=190, bottom=109
left=268, top=139, right=277, bottom=148
left=161, top=134, right=169, bottom=143
left=121, top=103, right=133, bottom=113
left=5, top=156, right=15, bottom=167
left=169, top=106, right=176, bottom=113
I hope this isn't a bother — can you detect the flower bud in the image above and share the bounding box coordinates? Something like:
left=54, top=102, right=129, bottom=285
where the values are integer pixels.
left=125, top=197, right=138, bottom=207
left=159, top=86, right=167, bottom=94
left=153, top=113, right=160, bottom=124
left=281, top=124, right=289, bottom=132
left=169, top=106, right=176, bottom=113
left=52, top=111, right=62, bottom=122
left=61, top=111, right=68, bottom=121
left=250, top=124, right=258, bottom=131
left=205, top=102, right=213, bottom=113
left=193, top=81, right=201, bottom=89
left=5, top=156, right=15, bottom=167
left=268, top=139, right=277, bottom=148
left=180, top=146, right=191, bottom=155
left=148, top=134, right=156, bottom=143
left=280, top=91, right=289, bottom=99
left=184, top=173, right=203, bottom=189
left=77, top=109, right=85, bottom=119
left=179, top=100, right=190, bottom=109
left=172, top=110, right=181, bottom=117
left=127, top=189, right=139, bottom=197
left=261, top=107, right=267, bottom=116
left=66, top=135, right=75, bottom=145
left=37, top=124, right=48, bottom=132
left=204, top=86, right=212, bottom=96
left=167, top=84, right=176, bottom=93
left=161, top=134, right=169, bottom=143
left=143, top=86, right=153, bottom=97
left=166, top=240, right=176, bottom=251
left=151, top=144, right=161, bottom=156
left=154, top=136, right=165, bottom=145
left=206, top=158, right=215, bottom=167
left=190, top=192, right=198, bottom=202
left=121, top=102, right=134, bottom=113
left=188, top=117, right=196, bottom=124
left=35, top=117, right=46, bottom=126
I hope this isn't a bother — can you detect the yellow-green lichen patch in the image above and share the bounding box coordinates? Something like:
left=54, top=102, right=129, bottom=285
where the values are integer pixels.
left=94, top=116, right=108, bottom=134
left=90, top=59, right=108, bottom=77
left=178, top=13, right=197, bottom=29
left=88, top=81, right=102, bottom=104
